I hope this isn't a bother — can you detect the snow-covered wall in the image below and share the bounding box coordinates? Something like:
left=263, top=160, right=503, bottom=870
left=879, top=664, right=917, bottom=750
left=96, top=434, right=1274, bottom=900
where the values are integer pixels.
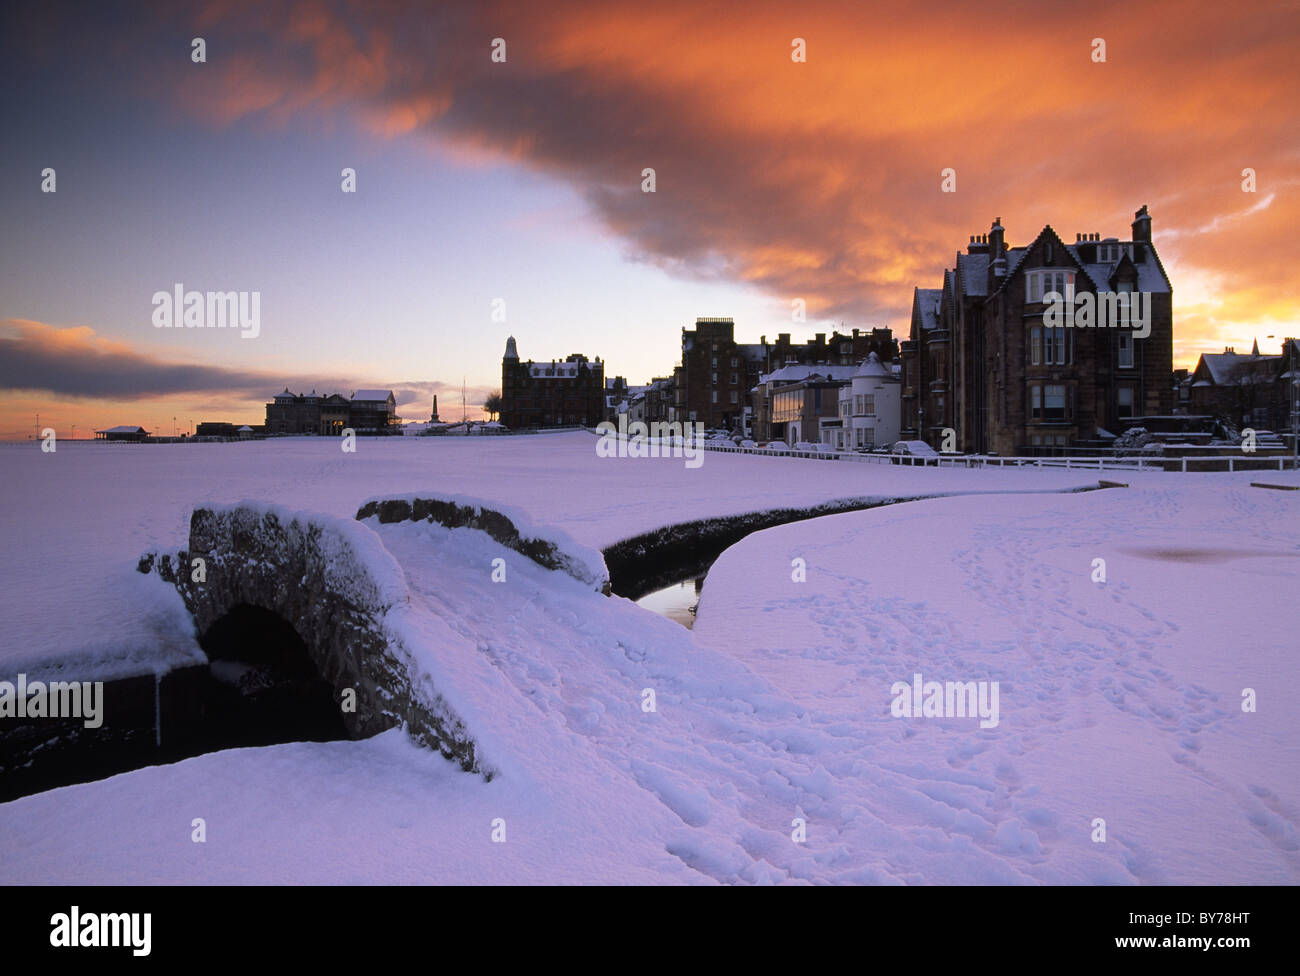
left=139, top=502, right=490, bottom=777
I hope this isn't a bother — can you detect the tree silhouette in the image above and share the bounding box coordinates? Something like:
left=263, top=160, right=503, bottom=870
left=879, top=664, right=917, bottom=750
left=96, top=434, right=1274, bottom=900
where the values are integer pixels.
left=483, top=392, right=503, bottom=422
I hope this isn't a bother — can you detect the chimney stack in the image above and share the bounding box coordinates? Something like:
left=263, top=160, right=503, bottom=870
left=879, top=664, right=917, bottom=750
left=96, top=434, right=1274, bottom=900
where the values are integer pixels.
left=1131, top=204, right=1152, bottom=243
left=989, top=217, right=1006, bottom=278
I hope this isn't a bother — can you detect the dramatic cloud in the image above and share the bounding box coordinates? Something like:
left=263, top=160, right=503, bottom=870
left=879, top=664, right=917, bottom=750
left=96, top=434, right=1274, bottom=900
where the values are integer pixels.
left=9, top=0, right=1300, bottom=363
left=0, top=319, right=487, bottom=415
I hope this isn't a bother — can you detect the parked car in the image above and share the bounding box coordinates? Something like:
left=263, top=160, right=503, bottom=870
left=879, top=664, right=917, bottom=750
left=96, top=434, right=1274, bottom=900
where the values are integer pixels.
left=890, top=439, right=939, bottom=463
left=891, top=440, right=939, bottom=456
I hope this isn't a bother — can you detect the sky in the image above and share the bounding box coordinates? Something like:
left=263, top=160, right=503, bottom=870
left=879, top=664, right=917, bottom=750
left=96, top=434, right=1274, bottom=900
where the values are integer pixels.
left=2, top=0, right=1297, bottom=439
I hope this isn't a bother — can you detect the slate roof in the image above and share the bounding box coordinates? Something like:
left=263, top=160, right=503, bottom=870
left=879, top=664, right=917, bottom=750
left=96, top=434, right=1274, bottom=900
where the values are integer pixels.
left=914, top=288, right=942, bottom=331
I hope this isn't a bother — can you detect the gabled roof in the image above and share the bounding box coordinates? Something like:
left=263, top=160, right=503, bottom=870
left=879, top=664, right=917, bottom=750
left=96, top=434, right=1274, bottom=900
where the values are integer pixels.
left=955, top=251, right=989, bottom=297
left=96, top=425, right=147, bottom=434
left=913, top=287, right=942, bottom=331
left=1193, top=351, right=1282, bottom=386
left=352, top=389, right=395, bottom=401
left=992, top=225, right=1095, bottom=297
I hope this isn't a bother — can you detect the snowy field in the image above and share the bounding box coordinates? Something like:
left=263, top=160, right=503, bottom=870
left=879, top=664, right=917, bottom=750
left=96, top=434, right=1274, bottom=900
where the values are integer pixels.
left=1, top=433, right=1297, bottom=884
left=0, top=433, right=1098, bottom=679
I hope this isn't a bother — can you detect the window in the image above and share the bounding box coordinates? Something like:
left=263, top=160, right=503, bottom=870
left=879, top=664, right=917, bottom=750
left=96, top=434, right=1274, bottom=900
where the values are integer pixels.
left=730, top=391, right=738, bottom=404
left=712, top=372, right=718, bottom=385
left=1045, top=384, right=1066, bottom=421
left=1098, top=243, right=1119, bottom=262
left=712, top=357, right=718, bottom=368
left=712, top=391, right=718, bottom=403
left=1118, top=332, right=1134, bottom=368
left=1042, top=326, right=1068, bottom=365
left=731, top=372, right=738, bottom=384
left=1117, top=387, right=1134, bottom=419
left=1026, top=270, right=1075, bottom=303
left=730, top=357, right=738, bottom=367
left=1030, top=327, right=1042, bottom=365
left=1030, top=385, right=1042, bottom=420
left=863, top=394, right=875, bottom=415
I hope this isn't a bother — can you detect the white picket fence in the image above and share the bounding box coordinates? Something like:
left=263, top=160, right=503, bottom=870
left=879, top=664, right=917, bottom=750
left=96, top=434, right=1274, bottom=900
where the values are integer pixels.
left=693, top=441, right=1298, bottom=472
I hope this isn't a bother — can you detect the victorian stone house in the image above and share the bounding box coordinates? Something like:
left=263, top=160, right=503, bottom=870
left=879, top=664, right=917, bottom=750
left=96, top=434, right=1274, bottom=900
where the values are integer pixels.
left=900, top=206, right=1174, bottom=455
left=500, top=337, right=606, bottom=429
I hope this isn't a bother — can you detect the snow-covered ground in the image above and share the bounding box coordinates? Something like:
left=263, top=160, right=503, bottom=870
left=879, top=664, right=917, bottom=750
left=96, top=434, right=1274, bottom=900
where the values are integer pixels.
left=694, top=483, right=1300, bottom=883
left=1, top=434, right=1297, bottom=884
left=0, top=433, right=1098, bottom=679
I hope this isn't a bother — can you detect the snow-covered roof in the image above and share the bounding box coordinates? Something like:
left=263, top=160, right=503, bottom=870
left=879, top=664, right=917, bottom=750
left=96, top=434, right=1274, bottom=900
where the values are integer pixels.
left=955, top=252, right=989, bottom=297
left=914, top=288, right=942, bottom=331
left=1195, top=351, right=1281, bottom=386
left=95, top=425, right=147, bottom=434
left=352, top=389, right=394, bottom=402
left=237, top=425, right=253, bottom=431
left=759, top=363, right=858, bottom=385
left=1064, top=243, right=1171, bottom=294
left=854, top=351, right=893, bottom=378
left=528, top=362, right=585, bottom=378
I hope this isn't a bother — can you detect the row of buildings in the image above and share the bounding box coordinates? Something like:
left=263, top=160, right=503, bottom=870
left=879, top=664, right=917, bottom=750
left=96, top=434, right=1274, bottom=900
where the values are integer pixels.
left=1182, top=339, right=1300, bottom=433
left=499, top=322, right=900, bottom=439
left=179, top=203, right=1291, bottom=451
left=576, top=204, right=1288, bottom=454
left=496, top=206, right=1190, bottom=452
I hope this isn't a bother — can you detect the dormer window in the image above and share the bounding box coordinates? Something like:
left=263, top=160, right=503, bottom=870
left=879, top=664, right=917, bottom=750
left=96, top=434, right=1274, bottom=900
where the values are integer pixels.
left=1098, top=243, right=1120, bottom=262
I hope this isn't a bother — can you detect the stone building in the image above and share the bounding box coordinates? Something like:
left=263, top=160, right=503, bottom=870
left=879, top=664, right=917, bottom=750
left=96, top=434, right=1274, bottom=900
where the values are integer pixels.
left=1189, top=339, right=1298, bottom=432
left=264, top=389, right=398, bottom=435
left=673, top=317, right=896, bottom=432
left=500, top=336, right=606, bottom=429
left=900, top=206, right=1173, bottom=454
